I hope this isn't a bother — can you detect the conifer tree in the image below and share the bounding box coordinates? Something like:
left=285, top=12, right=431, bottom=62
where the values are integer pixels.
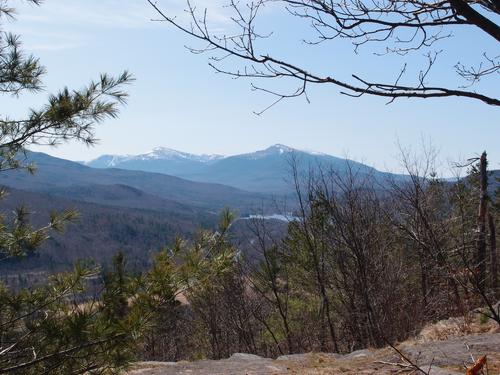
left=0, top=2, right=140, bottom=373
left=0, top=0, right=133, bottom=262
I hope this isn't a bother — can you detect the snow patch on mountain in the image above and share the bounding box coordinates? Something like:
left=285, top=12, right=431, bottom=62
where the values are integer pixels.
left=142, top=147, right=225, bottom=162
left=238, top=144, right=297, bottom=160
left=87, top=148, right=226, bottom=167
left=87, top=144, right=333, bottom=167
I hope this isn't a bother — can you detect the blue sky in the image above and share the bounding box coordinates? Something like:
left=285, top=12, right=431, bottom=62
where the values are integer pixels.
left=4, top=0, right=499, bottom=175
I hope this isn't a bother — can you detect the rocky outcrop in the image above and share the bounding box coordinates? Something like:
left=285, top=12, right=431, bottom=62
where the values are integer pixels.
left=128, top=332, right=500, bottom=374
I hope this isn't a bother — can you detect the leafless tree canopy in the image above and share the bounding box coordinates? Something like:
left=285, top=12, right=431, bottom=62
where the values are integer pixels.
left=148, top=0, right=499, bottom=111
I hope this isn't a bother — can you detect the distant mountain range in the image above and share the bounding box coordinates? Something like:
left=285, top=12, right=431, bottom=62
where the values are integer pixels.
left=86, top=144, right=396, bottom=193
left=0, top=151, right=275, bottom=274
left=0, top=151, right=270, bottom=213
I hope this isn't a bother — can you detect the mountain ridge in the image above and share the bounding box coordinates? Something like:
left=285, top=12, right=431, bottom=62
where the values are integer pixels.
left=85, top=144, right=390, bottom=193
left=0, top=151, right=271, bottom=213
left=87, top=144, right=328, bottom=166
left=89, top=147, right=225, bottom=168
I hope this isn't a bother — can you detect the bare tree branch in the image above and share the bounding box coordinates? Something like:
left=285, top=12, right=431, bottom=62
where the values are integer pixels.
left=147, top=0, right=499, bottom=109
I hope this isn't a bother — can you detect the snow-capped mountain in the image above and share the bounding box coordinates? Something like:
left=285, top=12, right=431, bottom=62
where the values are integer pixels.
left=238, top=144, right=295, bottom=160
left=86, top=145, right=388, bottom=193
left=88, top=147, right=224, bottom=168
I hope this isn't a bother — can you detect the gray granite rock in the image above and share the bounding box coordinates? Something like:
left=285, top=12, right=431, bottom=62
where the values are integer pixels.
left=228, top=353, right=265, bottom=361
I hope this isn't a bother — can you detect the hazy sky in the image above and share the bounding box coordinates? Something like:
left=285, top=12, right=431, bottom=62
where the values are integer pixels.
left=4, top=0, right=499, bottom=175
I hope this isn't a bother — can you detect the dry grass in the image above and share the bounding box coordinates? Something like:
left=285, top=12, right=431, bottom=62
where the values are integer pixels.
left=282, top=351, right=393, bottom=374
left=412, top=312, right=499, bottom=344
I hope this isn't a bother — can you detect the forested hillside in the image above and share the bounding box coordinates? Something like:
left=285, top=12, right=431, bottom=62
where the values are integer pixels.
left=0, top=187, right=216, bottom=276
left=0, top=151, right=271, bottom=211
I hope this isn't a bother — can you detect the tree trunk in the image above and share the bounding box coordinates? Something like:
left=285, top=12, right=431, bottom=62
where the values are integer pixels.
left=476, top=152, right=488, bottom=293
left=489, top=213, right=498, bottom=294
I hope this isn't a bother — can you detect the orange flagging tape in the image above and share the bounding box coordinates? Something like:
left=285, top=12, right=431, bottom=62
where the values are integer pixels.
left=466, top=355, right=487, bottom=375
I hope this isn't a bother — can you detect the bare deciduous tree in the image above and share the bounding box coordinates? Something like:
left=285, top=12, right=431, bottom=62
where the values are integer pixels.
left=148, top=0, right=499, bottom=112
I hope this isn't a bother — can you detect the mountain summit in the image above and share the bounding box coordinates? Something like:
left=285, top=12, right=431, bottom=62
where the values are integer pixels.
left=239, top=144, right=296, bottom=160
left=88, top=147, right=224, bottom=168
left=87, top=144, right=317, bottom=167
left=86, top=145, right=384, bottom=193
left=138, top=147, right=225, bottom=163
